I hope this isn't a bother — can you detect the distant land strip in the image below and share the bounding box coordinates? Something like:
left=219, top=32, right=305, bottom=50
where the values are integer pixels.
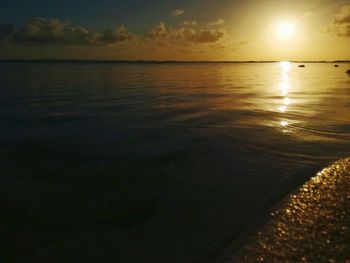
left=0, top=59, right=350, bottom=64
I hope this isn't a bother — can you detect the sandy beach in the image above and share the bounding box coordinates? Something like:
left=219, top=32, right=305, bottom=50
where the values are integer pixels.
left=220, top=158, right=350, bottom=262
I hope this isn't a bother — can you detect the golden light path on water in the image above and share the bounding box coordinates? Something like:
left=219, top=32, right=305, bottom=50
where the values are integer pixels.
left=279, top=61, right=292, bottom=130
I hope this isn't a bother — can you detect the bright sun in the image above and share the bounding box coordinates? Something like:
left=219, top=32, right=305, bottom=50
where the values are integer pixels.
left=276, top=22, right=295, bottom=40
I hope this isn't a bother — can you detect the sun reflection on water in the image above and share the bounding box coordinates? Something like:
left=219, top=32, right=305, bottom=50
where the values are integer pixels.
left=279, top=61, right=292, bottom=130
left=279, top=82, right=290, bottom=96
left=279, top=105, right=287, bottom=113
left=280, top=121, right=289, bottom=127
left=280, top=61, right=292, bottom=74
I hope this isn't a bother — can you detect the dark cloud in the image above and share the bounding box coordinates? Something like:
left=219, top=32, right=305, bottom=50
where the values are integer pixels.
left=0, top=23, right=15, bottom=40
left=13, top=18, right=99, bottom=44
left=101, top=25, right=134, bottom=43
left=13, top=18, right=134, bottom=45
left=327, top=5, right=350, bottom=37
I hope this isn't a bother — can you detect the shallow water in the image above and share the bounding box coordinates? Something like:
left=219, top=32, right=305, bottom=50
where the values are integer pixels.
left=1, top=62, right=350, bottom=262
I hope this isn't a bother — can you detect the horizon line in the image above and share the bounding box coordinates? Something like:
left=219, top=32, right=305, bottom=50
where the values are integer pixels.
left=0, top=59, right=350, bottom=64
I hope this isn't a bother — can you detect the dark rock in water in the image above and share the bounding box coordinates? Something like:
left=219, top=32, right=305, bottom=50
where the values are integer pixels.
left=298, top=65, right=305, bottom=68
left=334, top=64, right=339, bottom=67
left=347, top=69, right=350, bottom=74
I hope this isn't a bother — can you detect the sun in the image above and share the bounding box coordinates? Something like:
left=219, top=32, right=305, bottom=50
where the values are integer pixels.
left=276, top=22, right=295, bottom=40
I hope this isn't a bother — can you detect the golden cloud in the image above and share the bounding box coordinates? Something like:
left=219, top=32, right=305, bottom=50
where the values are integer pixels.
left=207, top=19, right=225, bottom=27
left=182, top=20, right=198, bottom=26
left=327, top=5, right=350, bottom=37
left=144, top=22, right=226, bottom=43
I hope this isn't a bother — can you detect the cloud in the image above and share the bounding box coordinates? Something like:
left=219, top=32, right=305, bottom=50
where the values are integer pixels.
left=332, top=5, right=350, bottom=24
left=182, top=20, right=197, bottom=26
left=327, top=5, right=350, bottom=37
left=0, top=23, right=15, bottom=40
left=187, top=29, right=225, bottom=43
left=101, top=25, right=135, bottom=43
left=144, top=22, right=225, bottom=43
left=143, top=22, right=168, bottom=39
left=1, top=17, right=227, bottom=55
left=207, top=19, right=225, bottom=26
left=172, top=9, right=185, bottom=16
left=12, top=18, right=134, bottom=45
left=13, top=18, right=98, bottom=44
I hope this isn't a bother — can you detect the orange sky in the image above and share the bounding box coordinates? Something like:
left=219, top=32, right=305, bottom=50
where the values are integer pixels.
left=0, top=1, right=349, bottom=60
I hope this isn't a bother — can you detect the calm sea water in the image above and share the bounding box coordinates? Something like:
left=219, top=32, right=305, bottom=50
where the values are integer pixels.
left=1, top=62, right=350, bottom=262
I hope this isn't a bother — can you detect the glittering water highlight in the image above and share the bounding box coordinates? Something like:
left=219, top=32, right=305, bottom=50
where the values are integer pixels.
left=229, top=158, right=350, bottom=263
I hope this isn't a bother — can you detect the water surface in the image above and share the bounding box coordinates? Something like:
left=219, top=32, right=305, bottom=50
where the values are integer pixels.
left=1, top=62, right=350, bottom=262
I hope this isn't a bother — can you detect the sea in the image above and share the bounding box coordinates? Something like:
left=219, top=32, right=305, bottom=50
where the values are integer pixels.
left=1, top=61, right=350, bottom=262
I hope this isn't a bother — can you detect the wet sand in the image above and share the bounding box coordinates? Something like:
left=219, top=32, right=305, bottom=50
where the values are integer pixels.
left=220, top=158, right=350, bottom=262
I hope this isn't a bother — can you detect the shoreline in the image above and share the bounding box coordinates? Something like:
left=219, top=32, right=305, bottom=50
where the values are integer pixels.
left=217, top=158, right=350, bottom=262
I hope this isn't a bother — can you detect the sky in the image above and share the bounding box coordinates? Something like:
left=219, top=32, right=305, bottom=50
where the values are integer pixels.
left=0, top=0, right=350, bottom=61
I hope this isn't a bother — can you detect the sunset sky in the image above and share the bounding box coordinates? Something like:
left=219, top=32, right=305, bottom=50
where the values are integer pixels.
left=1, top=0, right=349, bottom=61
